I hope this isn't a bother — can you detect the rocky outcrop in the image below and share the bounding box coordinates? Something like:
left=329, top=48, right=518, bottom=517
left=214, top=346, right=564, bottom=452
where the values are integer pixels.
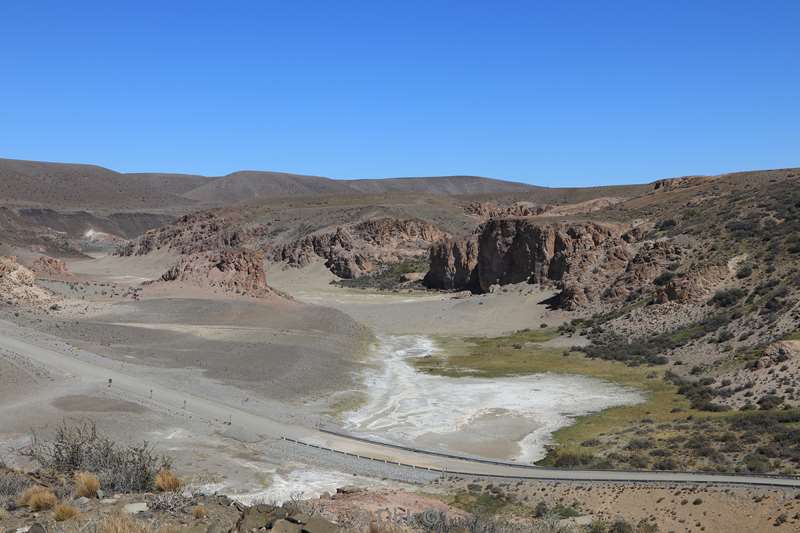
left=424, top=219, right=649, bottom=309
left=464, top=201, right=545, bottom=220
left=475, top=219, right=627, bottom=293
left=158, top=249, right=271, bottom=296
left=117, top=212, right=251, bottom=256
left=423, top=237, right=479, bottom=290
left=271, top=218, right=447, bottom=278
left=0, top=256, right=54, bottom=305
left=30, top=256, right=71, bottom=279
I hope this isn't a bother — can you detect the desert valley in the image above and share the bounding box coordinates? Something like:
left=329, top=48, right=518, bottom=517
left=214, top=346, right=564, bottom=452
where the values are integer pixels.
left=2, top=158, right=800, bottom=532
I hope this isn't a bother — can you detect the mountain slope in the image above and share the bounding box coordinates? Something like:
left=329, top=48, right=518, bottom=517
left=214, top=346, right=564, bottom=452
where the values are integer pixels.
left=345, top=175, right=539, bottom=195
left=0, top=158, right=198, bottom=208
left=182, top=170, right=353, bottom=203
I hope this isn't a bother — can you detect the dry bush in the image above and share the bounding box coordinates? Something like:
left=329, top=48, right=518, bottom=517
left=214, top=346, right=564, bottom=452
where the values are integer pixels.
left=18, top=485, right=58, bottom=510
left=192, top=504, right=208, bottom=519
left=75, top=471, right=101, bottom=498
left=148, top=491, right=189, bottom=512
left=54, top=503, right=80, bottom=521
left=154, top=469, right=181, bottom=492
left=0, top=470, right=31, bottom=497
left=27, top=420, right=171, bottom=492
left=98, top=513, right=149, bottom=533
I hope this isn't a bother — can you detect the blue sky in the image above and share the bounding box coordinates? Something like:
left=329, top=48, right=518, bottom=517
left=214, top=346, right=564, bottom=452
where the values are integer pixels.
left=1, top=1, right=798, bottom=186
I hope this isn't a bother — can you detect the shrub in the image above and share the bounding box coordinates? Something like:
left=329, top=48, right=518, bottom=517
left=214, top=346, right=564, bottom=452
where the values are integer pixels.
left=709, top=289, right=745, bottom=308
left=54, top=503, right=79, bottom=521
left=155, top=469, right=181, bottom=492
left=75, top=471, right=100, bottom=498
left=553, top=451, right=596, bottom=468
left=192, top=504, right=208, bottom=519
left=0, top=470, right=31, bottom=497
left=653, top=272, right=675, bottom=286
left=18, top=486, right=58, bottom=510
left=736, top=265, right=753, bottom=278
left=27, top=421, right=171, bottom=492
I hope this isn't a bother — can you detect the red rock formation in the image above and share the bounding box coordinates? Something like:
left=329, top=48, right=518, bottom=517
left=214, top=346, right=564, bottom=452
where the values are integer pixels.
left=159, top=249, right=270, bottom=297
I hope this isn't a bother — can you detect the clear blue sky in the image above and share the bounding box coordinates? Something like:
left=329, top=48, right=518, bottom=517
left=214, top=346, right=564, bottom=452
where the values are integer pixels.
left=1, top=1, right=798, bottom=186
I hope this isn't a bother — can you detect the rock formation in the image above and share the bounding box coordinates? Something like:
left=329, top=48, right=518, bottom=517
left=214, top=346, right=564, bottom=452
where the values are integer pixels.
left=0, top=256, right=54, bottom=306
left=30, top=256, right=71, bottom=279
left=158, top=249, right=271, bottom=296
left=271, top=218, right=447, bottom=278
left=117, top=212, right=250, bottom=257
left=423, top=237, right=479, bottom=290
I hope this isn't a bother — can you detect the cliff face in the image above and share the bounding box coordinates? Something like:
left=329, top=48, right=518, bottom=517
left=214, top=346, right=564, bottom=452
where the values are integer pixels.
left=423, top=237, right=479, bottom=290
left=424, top=219, right=638, bottom=308
left=475, top=219, right=626, bottom=292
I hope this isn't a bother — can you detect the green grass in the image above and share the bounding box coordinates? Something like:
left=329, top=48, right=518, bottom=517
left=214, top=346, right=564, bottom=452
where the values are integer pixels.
left=414, top=329, right=732, bottom=465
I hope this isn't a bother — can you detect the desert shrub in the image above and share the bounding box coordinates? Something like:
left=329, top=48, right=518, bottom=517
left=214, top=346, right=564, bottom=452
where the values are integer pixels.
left=27, top=421, right=171, bottom=492
left=54, top=502, right=79, bottom=521
left=0, top=470, right=31, bottom=496
left=709, top=289, right=745, bottom=308
left=743, top=453, right=771, bottom=473
left=149, top=491, right=189, bottom=511
left=18, top=486, right=57, bottom=510
left=155, top=469, right=181, bottom=492
left=74, top=471, right=100, bottom=498
left=192, top=504, right=208, bottom=519
left=534, top=500, right=549, bottom=517
left=653, top=272, right=675, bottom=286
left=656, top=219, right=676, bottom=231
left=653, top=458, right=677, bottom=470
left=758, top=394, right=784, bottom=410
left=608, top=518, right=634, bottom=533
left=553, top=451, right=596, bottom=468
left=736, top=265, right=753, bottom=278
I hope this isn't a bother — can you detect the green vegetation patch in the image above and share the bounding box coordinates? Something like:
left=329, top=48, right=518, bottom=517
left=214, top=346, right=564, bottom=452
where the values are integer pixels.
left=333, top=258, right=429, bottom=291
left=413, top=329, right=716, bottom=467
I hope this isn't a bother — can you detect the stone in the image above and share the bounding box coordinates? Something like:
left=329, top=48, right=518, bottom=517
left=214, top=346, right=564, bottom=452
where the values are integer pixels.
left=96, top=489, right=106, bottom=499
left=288, top=512, right=310, bottom=524
left=235, top=505, right=277, bottom=531
left=75, top=496, right=91, bottom=506
left=27, top=525, right=46, bottom=533
left=100, top=498, right=119, bottom=505
left=123, top=502, right=149, bottom=514
left=300, top=516, right=338, bottom=533
left=271, top=519, right=302, bottom=533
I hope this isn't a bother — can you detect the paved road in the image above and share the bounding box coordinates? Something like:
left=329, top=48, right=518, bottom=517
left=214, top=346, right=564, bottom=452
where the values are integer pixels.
left=2, top=320, right=799, bottom=488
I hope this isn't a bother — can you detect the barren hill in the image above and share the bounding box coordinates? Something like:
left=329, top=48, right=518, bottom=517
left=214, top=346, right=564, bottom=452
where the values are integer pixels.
left=182, top=170, right=353, bottom=203
left=0, top=158, right=201, bottom=208
left=345, top=175, right=538, bottom=195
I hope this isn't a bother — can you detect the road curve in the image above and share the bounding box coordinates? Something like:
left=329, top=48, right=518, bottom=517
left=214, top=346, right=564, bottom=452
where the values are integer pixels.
left=2, top=319, right=799, bottom=488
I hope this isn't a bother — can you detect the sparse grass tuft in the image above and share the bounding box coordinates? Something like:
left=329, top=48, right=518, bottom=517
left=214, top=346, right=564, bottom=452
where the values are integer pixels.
left=99, top=513, right=149, bottom=533
left=192, top=504, right=208, bottom=519
left=18, top=485, right=58, bottom=510
left=155, top=469, right=181, bottom=492
left=74, top=471, right=100, bottom=498
left=54, top=502, right=80, bottom=521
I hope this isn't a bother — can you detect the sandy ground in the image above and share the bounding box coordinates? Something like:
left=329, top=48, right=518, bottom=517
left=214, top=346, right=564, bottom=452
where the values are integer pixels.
left=267, top=261, right=569, bottom=336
